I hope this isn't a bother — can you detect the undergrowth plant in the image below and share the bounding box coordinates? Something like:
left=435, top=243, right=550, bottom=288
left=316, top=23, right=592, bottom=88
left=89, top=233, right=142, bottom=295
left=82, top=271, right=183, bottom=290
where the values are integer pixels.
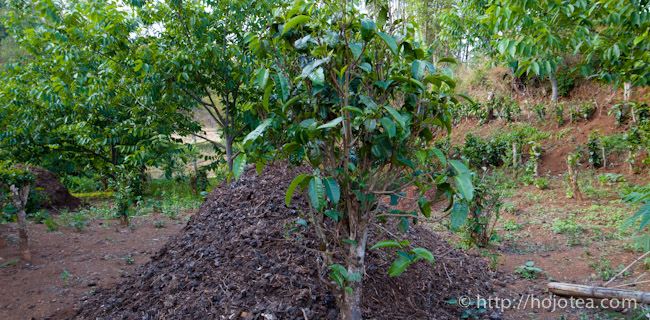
left=533, top=103, right=546, bottom=122
left=587, top=130, right=603, bottom=168
left=553, top=103, right=565, bottom=126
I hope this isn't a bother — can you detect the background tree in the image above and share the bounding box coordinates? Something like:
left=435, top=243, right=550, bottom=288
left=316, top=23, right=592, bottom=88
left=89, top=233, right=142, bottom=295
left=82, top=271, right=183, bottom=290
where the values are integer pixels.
left=246, top=1, right=474, bottom=318
left=0, top=0, right=203, bottom=221
left=135, top=0, right=273, bottom=171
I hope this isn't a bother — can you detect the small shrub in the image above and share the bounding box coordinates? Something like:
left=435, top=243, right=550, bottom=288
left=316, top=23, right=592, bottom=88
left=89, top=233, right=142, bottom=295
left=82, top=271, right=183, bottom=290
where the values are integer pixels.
left=501, top=201, right=518, bottom=215
left=534, top=177, right=549, bottom=190
left=553, top=103, right=565, bottom=126
left=581, top=101, right=595, bottom=120
left=502, top=218, right=522, bottom=231
left=122, top=254, right=134, bottom=265
left=533, top=103, right=546, bottom=122
left=515, top=261, right=542, bottom=279
left=44, top=216, right=59, bottom=232
left=550, top=217, right=584, bottom=235
left=609, top=102, right=630, bottom=126
left=586, top=130, right=603, bottom=168
left=154, top=220, right=166, bottom=229
left=597, top=173, right=626, bottom=185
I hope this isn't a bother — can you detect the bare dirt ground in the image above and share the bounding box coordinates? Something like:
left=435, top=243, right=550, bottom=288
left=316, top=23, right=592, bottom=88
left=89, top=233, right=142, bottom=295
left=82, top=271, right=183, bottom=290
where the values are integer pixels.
left=0, top=211, right=194, bottom=320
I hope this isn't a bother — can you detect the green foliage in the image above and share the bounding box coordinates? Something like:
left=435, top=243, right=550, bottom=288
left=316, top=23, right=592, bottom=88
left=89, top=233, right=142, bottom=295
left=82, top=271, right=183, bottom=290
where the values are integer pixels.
left=550, top=217, right=585, bottom=235
left=598, top=173, right=626, bottom=185
left=588, top=255, right=628, bottom=281
left=534, top=177, right=549, bottom=190
left=556, top=68, right=575, bottom=97
left=610, top=102, right=631, bottom=126
left=59, top=211, right=89, bottom=231
left=622, top=183, right=650, bottom=250
left=458, top=179, right=501, bottom=248
left=44, top=216, right=59, bottom=232
left=553, top=103, right=565, bottom=126
left=515, top=261, right=542, bottom=279
left=502, top=218, right=522, bottom=231
left=580, top=101, right=596, bottom=121
left=586, top=130, right=603, bottom=168
left=533, top=103, right=546, bottom=122
left=61, top=175, right=105, bottom=194
left=122, top=254, right=134, bottom=265
left=245, top=1, right=473, bottom=312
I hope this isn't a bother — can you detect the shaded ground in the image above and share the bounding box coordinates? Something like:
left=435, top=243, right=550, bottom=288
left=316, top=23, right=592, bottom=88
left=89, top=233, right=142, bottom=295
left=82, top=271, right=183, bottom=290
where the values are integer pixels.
left=0, top=211, right=193, bottom=320
left=77, top=162, right=505, bottom=320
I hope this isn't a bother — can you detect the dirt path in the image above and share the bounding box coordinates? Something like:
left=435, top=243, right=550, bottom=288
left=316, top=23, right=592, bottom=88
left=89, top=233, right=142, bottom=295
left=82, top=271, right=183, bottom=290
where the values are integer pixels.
left=0, top=212, right=192, bottom=320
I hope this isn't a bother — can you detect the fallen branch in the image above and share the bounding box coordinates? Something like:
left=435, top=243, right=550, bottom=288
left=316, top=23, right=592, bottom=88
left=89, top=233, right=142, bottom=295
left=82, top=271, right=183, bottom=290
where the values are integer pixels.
left=548, top=282, right=650, bottom=304
left=605, top=251, right=650, bottom=287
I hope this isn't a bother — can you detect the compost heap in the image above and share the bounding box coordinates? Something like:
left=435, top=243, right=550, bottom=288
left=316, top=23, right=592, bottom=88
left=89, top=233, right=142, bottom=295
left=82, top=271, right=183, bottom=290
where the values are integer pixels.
left=77, top=162, right=505, bottom=319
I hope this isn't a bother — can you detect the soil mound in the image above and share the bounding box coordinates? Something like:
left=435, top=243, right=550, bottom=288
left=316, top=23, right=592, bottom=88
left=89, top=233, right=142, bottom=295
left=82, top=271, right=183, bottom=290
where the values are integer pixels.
left=27, top=166, right=82, bottom=212
left=76, top=162, right=503, bottom=320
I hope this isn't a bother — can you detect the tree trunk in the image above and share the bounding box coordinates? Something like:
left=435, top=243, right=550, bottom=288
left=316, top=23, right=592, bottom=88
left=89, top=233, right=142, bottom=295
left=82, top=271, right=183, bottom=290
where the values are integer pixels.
left=624, top=82, right=631, bottom=101
left=629, top=150, right=635, bottom=174
left=225, top=135, right=234, bottom=172
left=549, top=73, right=559, bottom=103
left=340, top=230, right=368, bottom=320
left=512, top=142, right=518, bottom=167
left=602, top=146, right=607, bottom=169
left=10, top=185, right=31, bottom=261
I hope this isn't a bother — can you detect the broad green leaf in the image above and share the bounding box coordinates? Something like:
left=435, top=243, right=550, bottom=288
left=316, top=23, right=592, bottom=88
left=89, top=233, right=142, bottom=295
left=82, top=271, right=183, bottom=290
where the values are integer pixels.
left=255, top=161, right=264, bottom=177
left=360, top=18, right=377, bottom=39
left=377, top=32, right=398, bottom=54
left=438, top=57, right=457, bottom=64
left=379, top=117, right=396, bottom=138
left=449, top=160, right=474, bottom=201
left=418, top=199, right=431, bottom=218
left=232, top=153, right=247, bottom=180
left=308, top=177, right=326, bottom=210
left=308, top=67, right=325, bottom=85
left=324, top=209, right=340, bottom=221
left=450, top=202, right=468, bottom=230
left=343, top=106, right=363, bottom=114
left=411, top=60, right=426, bottom=80
left=282, top=15, right=310, bottom=36
left=243, top=118, right=273, bottom=146
left=317, top=116, right=344, bottom=130
left=412, top=248, right=434, bottom=265
left=286, top=174, right=309, bottom=206
left=256, top=68, right=270, bottom=87
left=342, top=239, right=358, bottom=247
left=370, top=239, right=403, bottom=250
left=383, top=106, right=405, bottom=128
left=389, top=257, right=411, bottom=277
left=323, top=177, right=340, bottom=204
left=457, top=93, right=475, bottom=104
left=430, top=148, right=447, bottom=167
left=262, top=84, right=273, bottom=110
left=349, top=43, right=363, bottom=59
left=275, top=74, right=289, bottom=101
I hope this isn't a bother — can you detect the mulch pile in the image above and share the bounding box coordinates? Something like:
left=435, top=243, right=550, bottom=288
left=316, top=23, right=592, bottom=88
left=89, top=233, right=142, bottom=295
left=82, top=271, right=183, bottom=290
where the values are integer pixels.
left=25, top=166, right=82, bottom=212
left=76, top=162, right=507, bottom=320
